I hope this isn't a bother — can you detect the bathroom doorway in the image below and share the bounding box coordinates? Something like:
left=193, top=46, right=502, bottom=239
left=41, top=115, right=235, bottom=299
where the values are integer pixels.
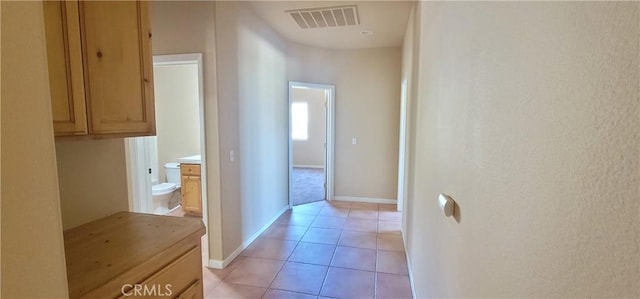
left=125, top=53, right=209, bottom=259
left=288, top=81, right=335, bottom=207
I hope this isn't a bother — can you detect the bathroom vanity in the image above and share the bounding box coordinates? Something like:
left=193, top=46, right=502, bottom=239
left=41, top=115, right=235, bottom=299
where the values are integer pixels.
left=178, top=155, right=203, bottom=217
left=64, top=212, right=205, bottom=299
left=180, top=163, right=203, bottom=217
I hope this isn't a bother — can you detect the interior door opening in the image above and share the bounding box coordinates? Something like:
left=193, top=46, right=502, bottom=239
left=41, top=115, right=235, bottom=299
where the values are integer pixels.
left=125, top=53, right=209, bottom=264
left=288, top=81, right=335, bottom=207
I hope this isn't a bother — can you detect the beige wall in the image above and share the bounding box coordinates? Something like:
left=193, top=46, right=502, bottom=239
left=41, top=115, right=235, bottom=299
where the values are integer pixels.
left=287, top=45, right=401, bottom=200
left=154, top=64, right=201, bottom=182
left=1, top=2, right=69, bottom=297
left=215, top=1, right=289, bottom=257
left=56, top=139, right=130, bottom=229
left=403, top=2, right=640, bottom=297
left=292, top=87, right=326, bottom=167
left=150, top=1, right=224, bottom=260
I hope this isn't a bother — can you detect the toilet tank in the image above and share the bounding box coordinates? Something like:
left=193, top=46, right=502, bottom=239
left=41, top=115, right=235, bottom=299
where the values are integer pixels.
left=164, top=163, right=181, bottom=185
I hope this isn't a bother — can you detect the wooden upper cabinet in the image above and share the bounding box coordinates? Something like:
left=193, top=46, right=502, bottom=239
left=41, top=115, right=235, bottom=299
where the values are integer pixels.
left=43, top=1, right=87, bottom=136
left=43, top=1, right=155, bottom=138
left=80, top=1, right=155, bottom=136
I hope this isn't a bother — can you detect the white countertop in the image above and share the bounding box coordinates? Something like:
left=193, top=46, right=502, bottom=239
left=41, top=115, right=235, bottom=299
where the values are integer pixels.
left=177, top=154, right=201, bottom=164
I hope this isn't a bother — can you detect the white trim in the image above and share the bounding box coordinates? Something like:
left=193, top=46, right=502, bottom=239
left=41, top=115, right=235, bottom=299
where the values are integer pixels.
left=125, top=137, right=154, bottom=214
left=207, top=205, right=289, bottom=269
left=153, top=53, right=202, bottom=66
left=288, top=81, right=335, bottom=209
left=397, top=77, right=409, bottom=212
left=333, top=196, right=397, bottom=204
left=292, top=164, right=324, bottom=169
left=208, top=246, right=242, bottom=269
left=402, top=229, right=417, bottom=299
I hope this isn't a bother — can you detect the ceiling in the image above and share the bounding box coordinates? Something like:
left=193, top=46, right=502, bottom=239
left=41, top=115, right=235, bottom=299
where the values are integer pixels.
left=247, top=1, right=414, bottom=49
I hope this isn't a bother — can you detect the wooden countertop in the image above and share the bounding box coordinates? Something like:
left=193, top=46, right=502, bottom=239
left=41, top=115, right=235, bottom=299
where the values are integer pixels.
left=63, top=212, right=205, bottom=298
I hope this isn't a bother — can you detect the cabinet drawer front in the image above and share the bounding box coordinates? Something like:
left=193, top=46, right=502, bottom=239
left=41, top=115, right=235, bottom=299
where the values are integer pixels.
left=140, top=246, right=202, bottom=298
left=180, top=164, right=201, bottom=176
left=176, top=280, right=202, bottom=299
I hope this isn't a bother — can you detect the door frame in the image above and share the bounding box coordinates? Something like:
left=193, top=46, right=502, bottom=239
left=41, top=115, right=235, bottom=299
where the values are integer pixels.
left=288, top=81, right=335, bottom=208
left=125, top=137, right=154, bottom=213
left=126, top=53, right=209, bottom=262
left=397, top=77, right=409, bottom=212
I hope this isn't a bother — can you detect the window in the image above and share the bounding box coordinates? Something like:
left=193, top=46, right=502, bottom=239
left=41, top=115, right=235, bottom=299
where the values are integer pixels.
left=291, top=102, right=308, bottom=140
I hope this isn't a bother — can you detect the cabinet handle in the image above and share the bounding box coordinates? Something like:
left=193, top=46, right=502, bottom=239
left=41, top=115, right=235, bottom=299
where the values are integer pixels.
left=96, top=51, right=103, bottom=58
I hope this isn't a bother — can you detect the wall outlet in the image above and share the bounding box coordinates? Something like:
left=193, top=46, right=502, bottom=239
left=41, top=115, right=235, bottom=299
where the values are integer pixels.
left=229, top=150, right=235, bottom=162
left=352, top=137, right=358, bottom=145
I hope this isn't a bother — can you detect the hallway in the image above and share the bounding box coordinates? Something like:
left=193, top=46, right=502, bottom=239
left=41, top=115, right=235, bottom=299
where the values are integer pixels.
left=202, top=200, right=411, bottom=298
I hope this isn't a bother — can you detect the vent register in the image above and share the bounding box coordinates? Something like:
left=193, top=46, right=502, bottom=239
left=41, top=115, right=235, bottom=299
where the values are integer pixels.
left=287, top=5, right=360, bottom=29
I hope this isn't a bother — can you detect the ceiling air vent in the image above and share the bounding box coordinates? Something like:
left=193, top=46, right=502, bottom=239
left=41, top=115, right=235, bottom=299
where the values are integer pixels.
left=287, top=5, right=360, bottom=29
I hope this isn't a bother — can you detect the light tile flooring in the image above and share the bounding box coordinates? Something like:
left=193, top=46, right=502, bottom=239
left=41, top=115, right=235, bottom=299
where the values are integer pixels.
left=201, top=200, right=412, bottom=299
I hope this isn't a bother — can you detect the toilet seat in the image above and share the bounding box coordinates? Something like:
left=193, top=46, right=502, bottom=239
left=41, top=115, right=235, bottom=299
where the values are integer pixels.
left=152, top=182, right=176, bottom=196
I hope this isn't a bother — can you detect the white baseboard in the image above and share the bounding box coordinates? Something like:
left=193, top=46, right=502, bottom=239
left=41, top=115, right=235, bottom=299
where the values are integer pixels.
left=333, top=196, right=397, bottom=204
left=208, top=246, right=241, bottom=269
left=402, top=229, right=417, bottom=299
left=207, top=205, right=289, bottom=269
left=293, top=164, right=324, bottom=169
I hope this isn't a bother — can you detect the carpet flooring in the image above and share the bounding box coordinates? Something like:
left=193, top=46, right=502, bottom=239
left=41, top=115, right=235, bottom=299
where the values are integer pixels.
left=291, top=167, right=325, bottom=206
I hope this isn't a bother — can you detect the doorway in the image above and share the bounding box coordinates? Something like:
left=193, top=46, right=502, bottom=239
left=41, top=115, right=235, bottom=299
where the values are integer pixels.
left=125, top=53, right=209, bottom=261
left=288, top=81, right=335, bottom=207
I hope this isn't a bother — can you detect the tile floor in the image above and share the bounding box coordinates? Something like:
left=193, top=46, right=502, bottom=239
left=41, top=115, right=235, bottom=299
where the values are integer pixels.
left=201, top=200, right=412, bottom=299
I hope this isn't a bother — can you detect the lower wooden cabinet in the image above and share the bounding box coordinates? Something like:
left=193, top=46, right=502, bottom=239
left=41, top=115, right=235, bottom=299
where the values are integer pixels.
left=176, top=280, right=202, bottom=299
left=64, top=212, right=205, bottom=299
left=181, top=164, right=202, bottom=217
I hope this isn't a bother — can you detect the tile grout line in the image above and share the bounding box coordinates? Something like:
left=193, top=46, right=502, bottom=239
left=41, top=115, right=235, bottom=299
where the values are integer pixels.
left=261, top=205, right=322, bottom=298
left=319, top=204, right=343, bottom=298
left=317, top=205, right=348, bottom=298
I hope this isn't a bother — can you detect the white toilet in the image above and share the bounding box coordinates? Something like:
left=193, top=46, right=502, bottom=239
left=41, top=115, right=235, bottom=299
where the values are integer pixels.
left=151, top=162, right=181, bottom=215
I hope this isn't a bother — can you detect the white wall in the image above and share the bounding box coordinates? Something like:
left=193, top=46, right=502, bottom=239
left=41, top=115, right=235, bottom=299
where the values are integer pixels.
left=215, top=1, right=289, bottom=258
left=403, top=2, right=640, bottom=297
left=1, top=2, right=69, bottom=297
left=287, top=44, right=401, bottom=200
left=154, top=64, right=201, bottom=182
left=150, top=1, right=224, bottom=261
left=292, top=87, right=326, bottom=167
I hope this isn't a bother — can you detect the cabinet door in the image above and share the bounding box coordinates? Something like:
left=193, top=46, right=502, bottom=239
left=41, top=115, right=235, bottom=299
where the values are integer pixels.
left=181, top=175, right=202, bottom=216
left=79, top=1, right=155, bottom=136
left=43, top=1, right=87, bottom=136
